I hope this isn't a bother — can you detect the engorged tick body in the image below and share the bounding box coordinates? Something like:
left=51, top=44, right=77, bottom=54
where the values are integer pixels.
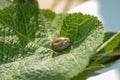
left=51, top=37, right=70, bottom=52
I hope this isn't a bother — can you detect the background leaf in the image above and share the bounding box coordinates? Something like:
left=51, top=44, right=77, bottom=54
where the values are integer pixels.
left=103, top=32, right=120, bottom=53
left=90, top=32, right=120, bottom=65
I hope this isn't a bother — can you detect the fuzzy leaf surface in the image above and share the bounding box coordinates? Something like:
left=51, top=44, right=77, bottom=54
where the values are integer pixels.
left=0, top=2, right=104, bottom=80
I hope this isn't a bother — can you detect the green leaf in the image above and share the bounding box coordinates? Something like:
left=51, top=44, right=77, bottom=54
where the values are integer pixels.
left=103, top=32, right=120, bottom=53
left=103, top=32, right=115, bottom=42
left=97, top=32, right=120, bottom=53
left=90, top=32, right=120, bottom=65
left=0, top=3, right=104, bottom=80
